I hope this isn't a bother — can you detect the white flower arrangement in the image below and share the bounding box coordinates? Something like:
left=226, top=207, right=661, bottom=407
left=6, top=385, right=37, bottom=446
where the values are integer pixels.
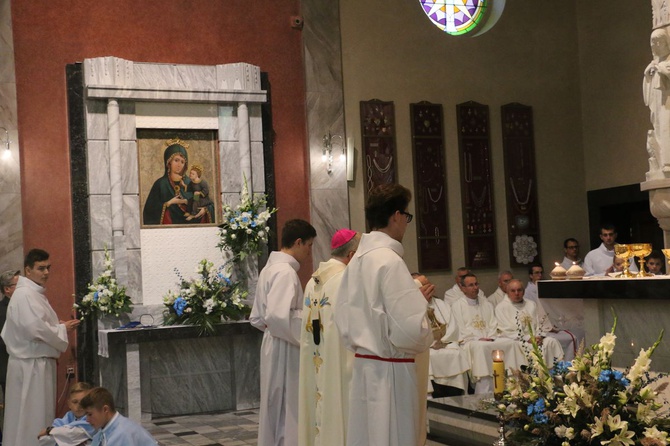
left=162, top=259, right=250, bottom=335
left=490, top=316, right=669, bottom=445
left=217, top=178, right=276, bottom=262
left=73, top=248, right=132, bottom=320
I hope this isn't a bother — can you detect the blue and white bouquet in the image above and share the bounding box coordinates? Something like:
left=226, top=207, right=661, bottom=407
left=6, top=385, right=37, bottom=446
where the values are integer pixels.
left=74, top=248, right=132, bottom=320
left=494, top=318, right=669, bottom=446
left=217, top=178, right=276, bottom=262
left=162, top=259, right=250, bottom=335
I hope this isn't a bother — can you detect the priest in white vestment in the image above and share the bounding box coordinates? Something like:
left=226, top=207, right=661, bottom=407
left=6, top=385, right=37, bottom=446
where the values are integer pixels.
left=250, top=219, right=317, bottom=446
left=334, top=184, right=432, bottom=446
left=560, top=238, right=583, bottom=270
left=444, top=267, right=486, bottom=305
left=444, top=266, right=486, bottom=305
left=2, top=249, right=79, bottom=446
left=496, top=280, right=564, bottom=368
left=523, top=266, right=576, bottom=360
left=449, top=273, right=526, bottom=394
left=486, top=271, right=513, bottom=308
left=426, top=293, right=470, bottom=392
left=523, top=265, right=577, bottom=361
left=298, top=229, right=360, bottom=446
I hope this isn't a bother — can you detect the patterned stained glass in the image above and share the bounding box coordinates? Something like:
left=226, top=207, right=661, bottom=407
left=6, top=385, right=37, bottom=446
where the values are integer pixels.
left=419, top=0, right=488, bottom=36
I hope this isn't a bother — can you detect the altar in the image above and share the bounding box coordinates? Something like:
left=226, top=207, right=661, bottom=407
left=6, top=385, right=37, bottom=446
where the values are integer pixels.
left=98, top=322, right=262, bottom=422
left=538, top=276, right=670, bottom=372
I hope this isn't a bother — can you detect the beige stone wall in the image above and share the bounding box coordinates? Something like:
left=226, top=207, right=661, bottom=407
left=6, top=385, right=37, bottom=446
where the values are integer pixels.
left=339, top=0, right=635, bottom=294
left=577, top=1, right=651, bottom=191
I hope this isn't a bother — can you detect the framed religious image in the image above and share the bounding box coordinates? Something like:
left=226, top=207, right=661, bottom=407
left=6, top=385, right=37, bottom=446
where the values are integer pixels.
left=410, top=101, right=451, bottom=272
left=501, top=103, right=541, bottom=266
left=360, top=99, right=397, bottom=197
left=138, top=129, right=220, bottom=227
left=457, top=101, right=498, bottom=269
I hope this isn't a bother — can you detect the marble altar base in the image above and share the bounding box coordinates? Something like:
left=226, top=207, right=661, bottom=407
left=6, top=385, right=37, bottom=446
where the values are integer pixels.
left=99, top=321, right=262, bottom=421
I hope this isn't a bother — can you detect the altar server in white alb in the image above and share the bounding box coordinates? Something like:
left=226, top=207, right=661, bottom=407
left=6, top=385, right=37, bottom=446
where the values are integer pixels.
left=250, top=219, right=317, bottom=446
left=496, top=279, right=564, bottom=367
left=298, top=228, right=360, bottom=446
left=334, top=184, right=433, bottom=446
left=583, top=224, right=637, bottom=276
left=1, top=248, right=80, bottom=446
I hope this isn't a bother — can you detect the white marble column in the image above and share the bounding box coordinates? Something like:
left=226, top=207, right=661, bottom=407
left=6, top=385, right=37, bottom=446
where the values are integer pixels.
left=126, top=343, right=142, bottom=422
left=0, top=0, right=23, bottom=271
left=237, top=102, right=253, bottom=191
left=107, top=98, right=128, bottom=285
left=302, top=0, right=350, bottom=266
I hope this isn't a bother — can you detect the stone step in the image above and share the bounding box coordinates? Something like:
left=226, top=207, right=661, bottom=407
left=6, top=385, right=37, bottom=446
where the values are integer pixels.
left=427, top=394, right=502, bottom=446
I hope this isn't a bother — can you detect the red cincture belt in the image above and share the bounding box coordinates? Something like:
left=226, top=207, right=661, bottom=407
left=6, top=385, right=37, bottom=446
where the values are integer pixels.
left=354, top=353, right=414, bottom=363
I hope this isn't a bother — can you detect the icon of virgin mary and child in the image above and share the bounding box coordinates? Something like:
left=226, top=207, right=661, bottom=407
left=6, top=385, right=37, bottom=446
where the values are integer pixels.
left=142, top=142, right=215, bottom=225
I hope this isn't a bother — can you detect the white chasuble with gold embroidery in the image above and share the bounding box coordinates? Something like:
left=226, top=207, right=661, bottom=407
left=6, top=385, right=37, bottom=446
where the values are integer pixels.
left=298, top=258, right=353, bottom=446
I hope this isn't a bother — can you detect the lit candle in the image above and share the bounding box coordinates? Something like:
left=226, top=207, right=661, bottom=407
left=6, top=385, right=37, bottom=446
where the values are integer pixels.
left=550, top=262, right=567, bottom=280
left=492, top=349, right=505, bottom=398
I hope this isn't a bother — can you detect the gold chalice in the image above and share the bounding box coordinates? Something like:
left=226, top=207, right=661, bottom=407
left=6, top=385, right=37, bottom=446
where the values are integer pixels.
left=629, top=243, right=653, bottom=277
left=614, top=244, right=635, bottom=278
left=661, top=249, right=670, bottom=275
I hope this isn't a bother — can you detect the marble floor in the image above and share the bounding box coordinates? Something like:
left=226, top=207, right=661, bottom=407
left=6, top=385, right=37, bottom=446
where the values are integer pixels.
left=141, top=409, right=448, bottom=446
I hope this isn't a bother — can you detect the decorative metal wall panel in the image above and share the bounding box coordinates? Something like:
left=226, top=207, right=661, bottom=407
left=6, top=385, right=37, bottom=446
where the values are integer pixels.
left=411, top=102, right=450, bottom=271
left=501, top=103, right=540, bottom=266
left=360, top=100, right=397, bottom=203
left=457, top=101, right=497, bottom=268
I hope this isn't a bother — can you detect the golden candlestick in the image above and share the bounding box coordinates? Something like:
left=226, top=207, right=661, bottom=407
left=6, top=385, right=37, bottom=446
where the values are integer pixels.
left=492, top=348, right=507, bottom=446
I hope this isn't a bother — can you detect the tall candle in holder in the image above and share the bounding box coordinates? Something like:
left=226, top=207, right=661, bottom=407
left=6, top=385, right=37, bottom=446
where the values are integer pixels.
left=492, top=349, right=505, bottom=399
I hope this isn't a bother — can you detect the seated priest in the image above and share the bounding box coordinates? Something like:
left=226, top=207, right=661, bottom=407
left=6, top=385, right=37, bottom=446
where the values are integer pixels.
left=486, top=270, right=513, bottom=308
left=521, top=275, right=576, bottom=361
left=450, top=273, right=526, bottom=394
left=444, top=267, right=486, bottom=305
left=412, top=274, right=469, bottom=396
left=495, top=279, right=564, bottom=368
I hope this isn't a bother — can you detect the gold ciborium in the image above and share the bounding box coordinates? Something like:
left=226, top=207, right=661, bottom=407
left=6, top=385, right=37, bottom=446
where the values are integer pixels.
left=629, top=243, right=653, bottom=277
left=614, top=244, right=635, bottom=278
left=661, top=249, right=670, bottom=275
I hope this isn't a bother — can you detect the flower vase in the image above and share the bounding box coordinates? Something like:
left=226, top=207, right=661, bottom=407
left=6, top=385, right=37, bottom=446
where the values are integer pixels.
left=97, top=312, right=131, bottom=330
left=235, top=255, right=258, bottom=307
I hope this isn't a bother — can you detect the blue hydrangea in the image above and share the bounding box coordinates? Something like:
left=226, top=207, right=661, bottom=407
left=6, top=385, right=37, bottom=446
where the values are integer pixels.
left=533, top=413, right=549, bottom=424
left=527, top=398, right=546, bottom=417
left=598, top=369, right=631, bottom=387
left=551, top=360, right=572, bottom=376
left=173, top=297, right=187, bottom=316
left=599, top=370, right=612, bottom=382
left=94, top=291, right=99, bottom=302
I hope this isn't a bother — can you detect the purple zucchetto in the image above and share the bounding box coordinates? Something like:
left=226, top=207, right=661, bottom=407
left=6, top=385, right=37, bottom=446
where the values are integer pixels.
left=330, top=229, right=357, bottom=250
